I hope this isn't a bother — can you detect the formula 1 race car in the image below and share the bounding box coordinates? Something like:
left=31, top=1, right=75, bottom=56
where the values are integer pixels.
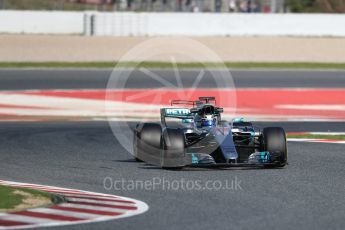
left=133, top=97, right=287, bottom=169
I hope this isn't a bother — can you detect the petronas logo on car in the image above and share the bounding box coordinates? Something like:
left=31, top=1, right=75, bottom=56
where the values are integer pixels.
left=165, top=108, right=190, bottom=116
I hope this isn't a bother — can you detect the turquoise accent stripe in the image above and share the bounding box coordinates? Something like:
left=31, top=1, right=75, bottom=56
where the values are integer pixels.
left=192, top=154, right=199, bottom=164
left=259, top=151, right=270, bottom=163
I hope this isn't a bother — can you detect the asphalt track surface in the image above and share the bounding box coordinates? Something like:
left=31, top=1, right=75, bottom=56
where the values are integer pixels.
left=0, top=121, right=345, bottom=230
left=0, top=69, right=345, bottom=230
left=0, top=69, right=345, bottom=90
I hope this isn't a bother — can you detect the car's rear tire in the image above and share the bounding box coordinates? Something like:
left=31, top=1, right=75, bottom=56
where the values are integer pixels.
left=134, top=123, right=162, bottom=165
left=161, top=128, right=185, bottom=169
left=262, top=127, right=287, bottom=167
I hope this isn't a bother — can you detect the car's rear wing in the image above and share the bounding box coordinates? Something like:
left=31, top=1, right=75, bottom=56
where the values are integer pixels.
left=171, top=97, right=216, bottom=107
left=160, top=108, right=194, bottom=126
left=199, top=97, right=216, bottom=105
left=170, top=100, right=196, bottom=107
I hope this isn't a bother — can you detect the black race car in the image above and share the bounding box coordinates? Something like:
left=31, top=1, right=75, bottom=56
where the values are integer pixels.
left=133, top=97, right=287, bottom=169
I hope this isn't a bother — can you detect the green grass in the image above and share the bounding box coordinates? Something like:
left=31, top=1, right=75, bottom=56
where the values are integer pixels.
left=0, top=185, right=55, bottom=211
left=1, top=62, right=345, bottom=69
left=0, top=186, right=24, bottom=209
left=288, top=134, right=345, bottom=140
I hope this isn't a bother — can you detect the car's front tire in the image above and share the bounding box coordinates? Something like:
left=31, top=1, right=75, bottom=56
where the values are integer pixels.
left=262, top=127, right=287, bottom=167
left=134, top=123, right=162, bottom=165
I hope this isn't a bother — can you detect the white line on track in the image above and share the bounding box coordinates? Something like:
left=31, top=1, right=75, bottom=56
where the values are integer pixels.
left=287, top=138, right=345, bottom=144
left=0, top=215, right=59, bottom=224
left=27, top=208, right=102, bottom=219
left=58, top=203, right=130, bottom=214
left=65, top=197, right=136, bottom=207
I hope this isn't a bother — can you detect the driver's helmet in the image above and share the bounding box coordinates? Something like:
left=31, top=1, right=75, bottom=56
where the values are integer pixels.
left=200, top=114, right=216, bottom=127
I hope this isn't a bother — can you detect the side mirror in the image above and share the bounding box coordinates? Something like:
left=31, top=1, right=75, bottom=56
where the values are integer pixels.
left=232, top=117, right=244, bottom=123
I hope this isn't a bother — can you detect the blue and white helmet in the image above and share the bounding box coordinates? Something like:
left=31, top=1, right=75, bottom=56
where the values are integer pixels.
left=200, top=114, right=216, bottom=127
